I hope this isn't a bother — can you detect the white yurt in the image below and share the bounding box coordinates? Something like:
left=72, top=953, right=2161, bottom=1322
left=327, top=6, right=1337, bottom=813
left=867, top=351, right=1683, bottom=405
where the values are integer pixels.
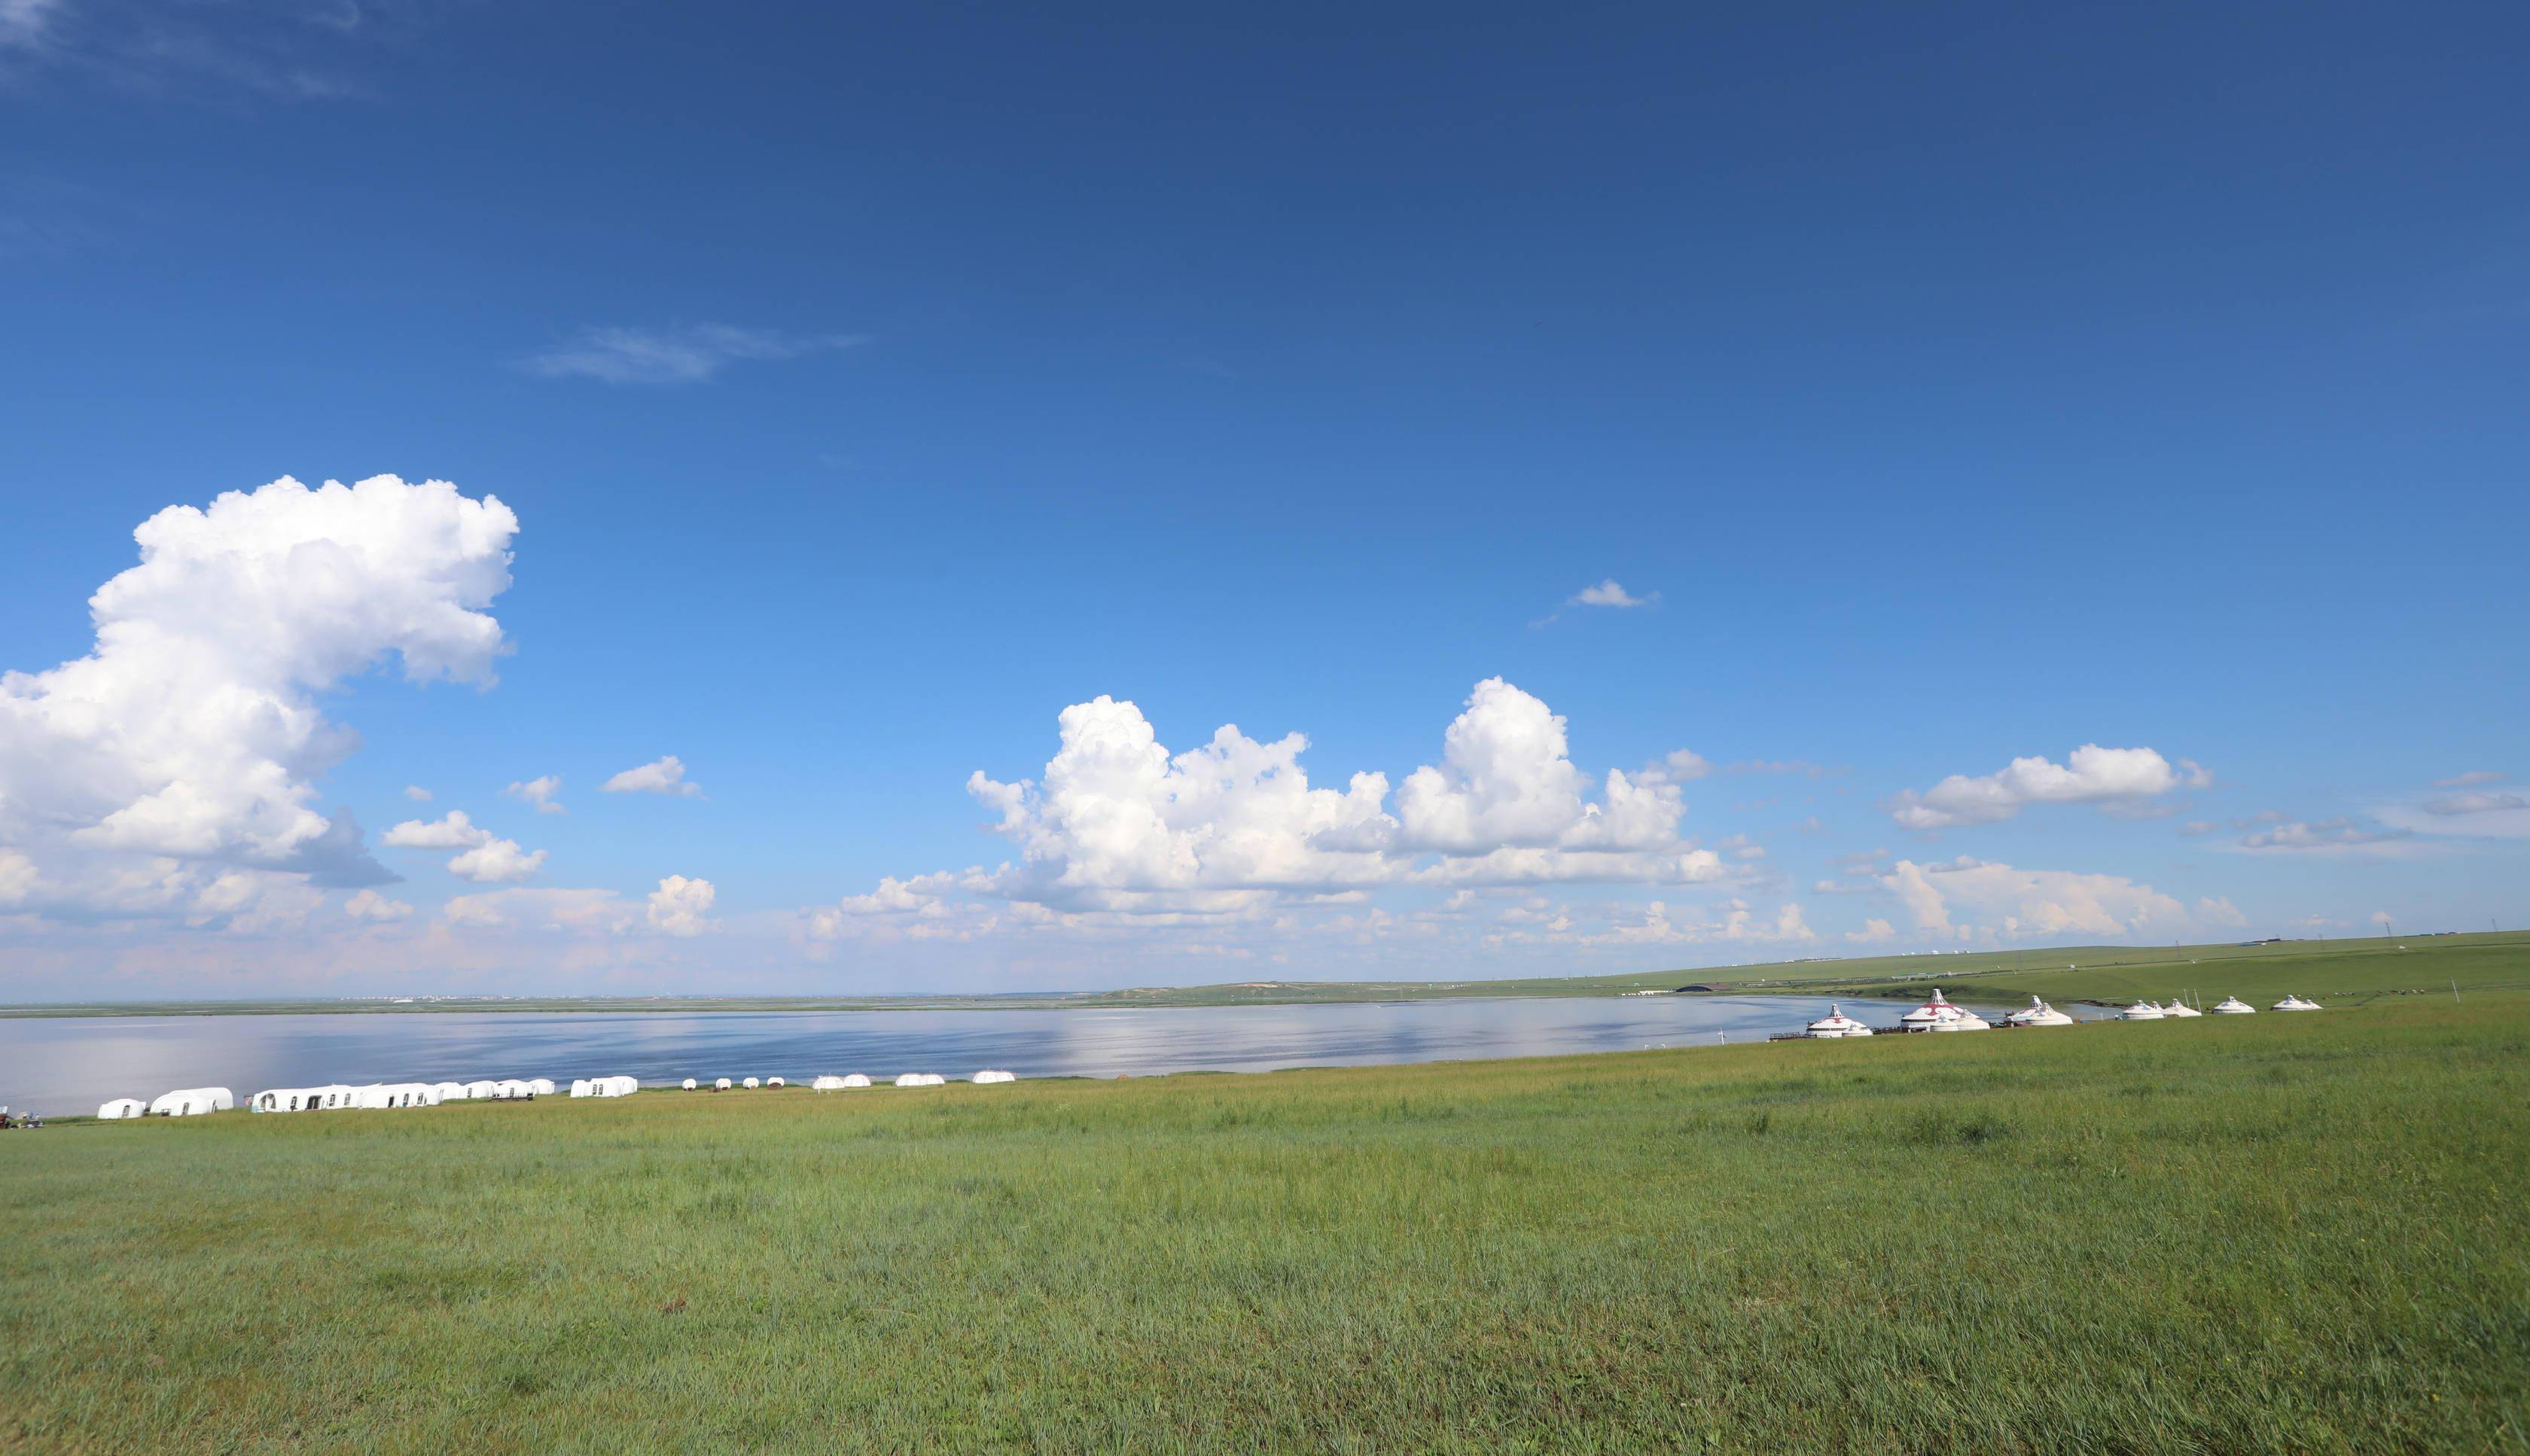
left=742, top=1077, right=761, bottom=1089
left=605, top=1075, right=639, bottom=1096
left=2005, top=997, right=2074, bottom=1028
left=713, top=1077, right=732, bottom=1091
left=148, top=1087, right=234, bottom=1117
left=972, top=1070, right=1018, bottom=1084
left=251, top=1089, right=300, bottom=1113
left=893, top=1073, right=926, bottom=1088
left=2272, top=995, right=2323, bottom=1012
left=812, top=1075, right=849, bottom=1092
left=430, top=1081, right=468, bottom=1100
left=462, top=1080, right=499, bottom=1099
left=2123, top=1001, right=2166, bottom=1022
left=840, top=1073, right=871, bottom=1089
left=2210, top=996, right=2256, bottom=1015
left=493, top=1079, right=535, bottom=1099
left=526, top=1078, right=558, bottom=1096
left=2162, top=999, right=2202, bottom=1019
left=1898, top=989, right=1989, bottom=1031
left=767, top=1076, right=785, bottom=1088
left=1804, top=1005, right=1872, bottom=1038
left=681, top=1077, right=699, bottom=1091
left=97, top=1098, right=147, bottom=1119
left=569, top=1080, right=596, bottom=1098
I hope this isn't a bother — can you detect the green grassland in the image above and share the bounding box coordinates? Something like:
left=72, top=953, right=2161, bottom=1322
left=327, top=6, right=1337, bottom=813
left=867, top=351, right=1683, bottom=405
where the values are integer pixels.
left=5, top=992, right=2525, bottom=1452
left=10, top=930, right=2522, bottom=1019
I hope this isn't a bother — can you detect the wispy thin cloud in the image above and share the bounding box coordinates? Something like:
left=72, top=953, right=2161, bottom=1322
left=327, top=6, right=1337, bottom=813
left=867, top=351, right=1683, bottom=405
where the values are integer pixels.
left=520, top=324, right=866, bottom=385
left=1532, top=578, right=1657, bottom=627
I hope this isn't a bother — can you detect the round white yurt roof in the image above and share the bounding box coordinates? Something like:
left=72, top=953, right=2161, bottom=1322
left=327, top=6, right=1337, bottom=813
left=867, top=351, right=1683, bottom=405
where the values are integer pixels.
left=97, top=1098, right=146, bottom=1119
left=681, top=1077, right=698, bottom=1090
left=742, top=1076, right=761, bottom=1089
left=893, top=1072, right=926, bottom=1088
left=1806, top=1004, right=1867, bottom=1033
left=149, top=1087, right=234, bottom=1115
left=713, top=1077, right=732, bottom=1090
left=462, top=1080, right=498, bottom=1095
left=526, top=1078, right=557, bottom=1095
left=767, top=1076, right=785, bottom=1087
left=429, top=1081, right=467, bottom=1097
left=1901, top=990, right=1956, bottom=1024
left=973, top=1069, right=1017, bottom=1083
left=841, top=1073, right=871, bottom=1087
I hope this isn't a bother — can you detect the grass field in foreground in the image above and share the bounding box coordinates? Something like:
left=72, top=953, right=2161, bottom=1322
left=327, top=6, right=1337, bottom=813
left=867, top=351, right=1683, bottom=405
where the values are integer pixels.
left=5, top=996, right=2527, bottom=1454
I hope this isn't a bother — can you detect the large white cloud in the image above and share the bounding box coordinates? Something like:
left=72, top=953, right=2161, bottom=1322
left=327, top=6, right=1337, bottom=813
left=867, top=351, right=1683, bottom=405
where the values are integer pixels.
left=1887, top=745, right=2208, bottom=830
left=1877, top=856, right=2205, bottom=940
left=814, top=678, right=1728, bottom=926
left=646, top=875, right=717, bottom=937
left=0, top=475, right=517, bottom=919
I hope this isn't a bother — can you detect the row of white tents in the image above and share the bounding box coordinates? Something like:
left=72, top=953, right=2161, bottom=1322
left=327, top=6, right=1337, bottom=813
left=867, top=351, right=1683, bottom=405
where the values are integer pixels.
left=675, top=1071, right=1017, bottom=1091
left=101, top=1066, right=1022, bottom=1119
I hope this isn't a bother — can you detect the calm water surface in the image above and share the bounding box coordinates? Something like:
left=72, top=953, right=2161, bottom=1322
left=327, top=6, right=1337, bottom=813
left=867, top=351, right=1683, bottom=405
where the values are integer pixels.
left=0, top=995, right=2049, bottom=1117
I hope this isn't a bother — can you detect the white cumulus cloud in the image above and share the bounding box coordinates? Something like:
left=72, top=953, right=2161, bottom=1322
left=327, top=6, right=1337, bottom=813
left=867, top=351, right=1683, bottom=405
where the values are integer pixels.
left=1571, top=579, right=1656, bottom=608
left=447, top=838, right=546, bottom=884
left=403, top=785, right=432, bottom=801
left=603, top=754, right=702, bottom=797
left=812, top=678, right=1734, bottom=928
left=504, top=775, right=565, bottom=814
left=646, top=875, right=717, bottom=936
left=2433, top=770, right=2505, bottom=788
left=0, top=475, right=515, bottom=920
left=382, top=809, right=543, bottom=882
left=1887, top=745, right=2207, bottom=830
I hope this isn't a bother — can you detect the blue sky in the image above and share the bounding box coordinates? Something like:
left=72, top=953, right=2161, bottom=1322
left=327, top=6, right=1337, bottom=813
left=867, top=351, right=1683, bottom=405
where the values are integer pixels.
left=2, top=1, right=2523, bottom=998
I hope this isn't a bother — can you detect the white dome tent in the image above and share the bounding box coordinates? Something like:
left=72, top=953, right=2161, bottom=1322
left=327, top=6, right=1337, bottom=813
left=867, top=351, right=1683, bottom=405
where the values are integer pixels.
left=2123, top=1001, right=2167, bottom=1021
left=742, top=1077, right=761, bottom=1089
left=462, top=1080, right=499, bottom=1100
left=681, top=1078, right=699, bottom=1091
left=97, top=1098, right=146, bottom=1119
left=767, top=1077, right=785, bottom=1088
left=2210, top=997, right=2256, bottom=1015
left=2005, top=997, right=2074, bottom=1028
left=428, top=1082, right=468, bottom=1101
left=2161, top=999, right=2202, bottom=1019
left=2272, top=995, right=2323, bottom=1012
left=1803, top=1005, right=1871, bottom=1039
left=1898, top=991, right=1989, bottom=1033
left=894, top=1072, right=946, bottom=1088
left=570, top=1080, right=595, bottom=1098
left=840, top=1073, right=871, bottom=1089
left=148, top=1087, right=233, bottom=1117
left=526, top=1078, right=558, bottom=1096
left=972, top=1070, right=1019, bottom=1084
left=713, top=1077, right=732, bottom=1091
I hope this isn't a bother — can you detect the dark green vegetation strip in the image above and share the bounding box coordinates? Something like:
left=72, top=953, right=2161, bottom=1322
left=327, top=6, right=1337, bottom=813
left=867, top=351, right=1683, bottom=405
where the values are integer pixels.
left=4, top=996, right=2526, bottom=1453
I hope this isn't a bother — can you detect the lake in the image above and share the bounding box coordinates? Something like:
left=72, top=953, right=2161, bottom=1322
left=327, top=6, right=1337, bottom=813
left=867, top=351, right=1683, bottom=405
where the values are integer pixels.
left=0, top=993, right=2052, bottom=1116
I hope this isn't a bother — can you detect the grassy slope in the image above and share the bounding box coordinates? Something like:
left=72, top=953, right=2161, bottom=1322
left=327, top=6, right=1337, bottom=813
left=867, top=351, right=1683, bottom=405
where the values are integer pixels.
left=5, top=995, right=2526, bottom=1453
